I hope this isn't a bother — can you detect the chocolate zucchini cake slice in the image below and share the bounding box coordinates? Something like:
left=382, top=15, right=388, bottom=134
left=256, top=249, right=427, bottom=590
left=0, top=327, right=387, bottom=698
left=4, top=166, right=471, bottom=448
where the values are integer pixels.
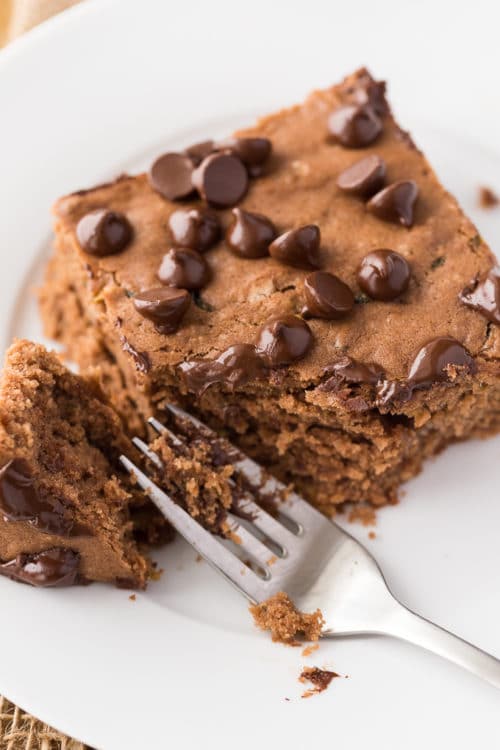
left=0, top=340, right=165, bottom=588
left=40, top=67, right=500, bottom=516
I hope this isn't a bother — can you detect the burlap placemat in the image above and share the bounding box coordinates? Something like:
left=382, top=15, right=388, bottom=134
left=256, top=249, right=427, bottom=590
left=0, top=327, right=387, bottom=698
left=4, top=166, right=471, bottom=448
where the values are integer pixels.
left=1, top=4, right=89, bottom=746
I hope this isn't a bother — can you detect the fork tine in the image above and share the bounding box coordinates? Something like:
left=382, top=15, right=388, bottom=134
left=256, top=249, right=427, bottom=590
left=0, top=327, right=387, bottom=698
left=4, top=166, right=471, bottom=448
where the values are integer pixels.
left=148, top=416, right=184, bottom=447
left=132, top=437, right=164, bottom=469
left=232, top=494, right=298, bottom=551
left=225, top=513, right=276, bottom=569
left=119, top=455, right=266, bottom=602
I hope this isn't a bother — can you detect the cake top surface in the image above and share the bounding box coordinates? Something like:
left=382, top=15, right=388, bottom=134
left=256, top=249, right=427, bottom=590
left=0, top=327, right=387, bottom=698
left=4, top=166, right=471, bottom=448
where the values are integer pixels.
left=52, top=68, right=500, bottom=401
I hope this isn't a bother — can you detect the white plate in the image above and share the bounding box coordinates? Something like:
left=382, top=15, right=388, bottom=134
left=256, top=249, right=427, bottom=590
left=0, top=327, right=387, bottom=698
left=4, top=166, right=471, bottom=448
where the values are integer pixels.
left=1, top=1, right=500, bottom=748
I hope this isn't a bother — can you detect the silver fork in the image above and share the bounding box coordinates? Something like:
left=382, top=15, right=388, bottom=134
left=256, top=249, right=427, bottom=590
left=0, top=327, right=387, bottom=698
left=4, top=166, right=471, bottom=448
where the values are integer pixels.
left=120, top=403, right=500, bottom=689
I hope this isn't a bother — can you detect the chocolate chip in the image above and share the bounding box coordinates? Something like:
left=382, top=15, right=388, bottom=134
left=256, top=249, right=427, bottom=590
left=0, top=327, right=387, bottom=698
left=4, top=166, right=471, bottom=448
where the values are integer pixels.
left=119, top=335, right=152, bottom=373
left=407, top=337, right=476, bottom=388
left=226, top=208, right=277, bottom=259
left=256, top=315, right=313, bottom=366
left=217, top=137, right=272, bottom=171
left=302, top=271, right=354, bottom=319
left=377, top=336, right=476, bottom=405
left=0, top=458, right=87, bottom=537
left=459, top=267, right=500, bottom=324
left=192, top=152, right=248, bottom=208
left=76, top=209, right=132, bottom=256
left=322, top=357, right=384, bottom=387
left=148, top=152, right=195, bottom=201
left=168, top=208, right=221, bottom=252
left=337, top=155, right=386, bottom=198
left=357, top=249, right=411, bottom=301
left=0, top=548, right=81, bottom=587
left=367, top=181, right=418, bottom=227
left=179, top=343, right=266, bottom=396
left=328, top=104, right=382, bottom=148
left=185, top=140, right=215, bottom=165
left=158, top=247, right=210, bottom=290
left=269, top=225, right=320, bottom=269
left=134, top=287, right=191, bottom=333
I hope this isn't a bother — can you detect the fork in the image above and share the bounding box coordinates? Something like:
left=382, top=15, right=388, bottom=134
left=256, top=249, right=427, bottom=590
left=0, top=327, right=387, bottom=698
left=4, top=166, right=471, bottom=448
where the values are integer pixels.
left=120, top=403, right=500, bottom=689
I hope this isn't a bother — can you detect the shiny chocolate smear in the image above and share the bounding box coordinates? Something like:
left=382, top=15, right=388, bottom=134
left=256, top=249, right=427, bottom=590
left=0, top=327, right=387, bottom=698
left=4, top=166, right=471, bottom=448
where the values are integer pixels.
left=269, top=225, right=320, bottom=269
left=168, top=207, right=221, bottom=253
left=459, top=267, right=500, bottom=324
left=226, top=208, right=277, bottom=259
left=192, top=152, right=248, bottom=208
left=357, top=249, right=411, bottom=301
left=0, top=458, right=86, bottom=537
left=134, top=287, right=191, bottom=333
left=336, top=154, right=386, bottom=198
left=256, top=315, right=313, bottom=366
left=179, top=344, right=266, bottom=396
left=303, top=271, right=354, bottom=319
left=158, top=247, right=210, bottom=290
left=328, top=104, right=382, bottom=148
left=76, top=209, right=133, bottom=257
left=148, top=152, right=195, bottom=201
left=0, top=547, right=81, bottom=587
left=367, top=181, right=418, bottom=227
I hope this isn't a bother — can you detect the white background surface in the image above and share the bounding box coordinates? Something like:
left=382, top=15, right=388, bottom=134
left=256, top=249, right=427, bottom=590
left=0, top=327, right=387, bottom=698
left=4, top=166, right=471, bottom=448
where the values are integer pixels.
left=1, top=1, right=500, bottom=748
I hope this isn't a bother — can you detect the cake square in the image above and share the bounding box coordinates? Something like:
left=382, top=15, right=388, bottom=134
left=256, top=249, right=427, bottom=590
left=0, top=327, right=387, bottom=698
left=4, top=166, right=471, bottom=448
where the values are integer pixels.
left=40, top=68, right=500, bottom=516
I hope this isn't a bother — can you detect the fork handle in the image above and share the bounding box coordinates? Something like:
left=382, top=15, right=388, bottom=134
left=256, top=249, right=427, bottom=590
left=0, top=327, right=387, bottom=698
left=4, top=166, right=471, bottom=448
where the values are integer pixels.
left=384, top=602, right=500, bottom=689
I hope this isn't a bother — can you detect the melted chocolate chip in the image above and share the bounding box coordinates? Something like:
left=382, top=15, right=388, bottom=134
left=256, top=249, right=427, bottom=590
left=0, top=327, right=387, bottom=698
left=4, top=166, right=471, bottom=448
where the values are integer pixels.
left=302, top=271, right=354, bottom=319
left=357, top=249, right=411, bottom=301
left=407, top=337, right=476, bottom=388
left=168, top=207, right=221, bottom=253
left=336, top=155, right=386, bottom=198
left=218, top=137, right=272, bottom=171
left=269, top=225, right=320, bottom=269
left=158, top=247, right=210, bottom=290
left=184, top=140, right=215, bottom=165
left=322, top=357, right=384, bottom=387
left=226, top=208, right=277, bottom=259
left=459, top=267, right=500, bottom=324
left=367, top=181, right=418, bottom=227
left=256, top=315, right=313, bottom=366
left=0, top=548, right=81, bottom=587
left=119, top=335, right=152, bottom=373
left=76, top=209, right=132, bottom=256
left=328, top=104, right=382, bottom=148
left=0, top=458, right=86, bottom=537
left=192, top=152, right=248, bottom=208
left=134, top=288, right=190, bottom=333
left=377, top=337, right=476, bottom=405
left=148, top=152, right=195, bottom=201
left=179, top=344, right=266, bottom=396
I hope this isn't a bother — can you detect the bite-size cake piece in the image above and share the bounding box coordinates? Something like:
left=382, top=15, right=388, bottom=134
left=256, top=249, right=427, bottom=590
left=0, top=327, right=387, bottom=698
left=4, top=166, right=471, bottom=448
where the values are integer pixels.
left=0, top=340, right=163, bottom=588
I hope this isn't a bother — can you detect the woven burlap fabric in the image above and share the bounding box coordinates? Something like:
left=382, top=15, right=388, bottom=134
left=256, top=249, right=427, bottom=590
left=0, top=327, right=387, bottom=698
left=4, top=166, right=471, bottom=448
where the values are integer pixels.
left=1, top=4, right=89, bottom=746
left=0, top=696, right=87, bottom=750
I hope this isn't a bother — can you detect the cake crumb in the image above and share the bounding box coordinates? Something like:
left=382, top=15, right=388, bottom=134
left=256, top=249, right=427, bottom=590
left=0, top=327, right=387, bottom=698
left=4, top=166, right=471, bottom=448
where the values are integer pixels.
left=299, top=667, right=339, bottom=698
left=150, top=567, right=164, bottom=581
left=129, top=594, right=136, bottom=601
left=479, top=185, right=499, bottom=208
left=195, top=554, right=203, bottom=563
left=267, top=555, right=277, bottom=566
left=348, top=504, right=376, bottom=527
left=249, top=591, right=324, bottom=645
left=302, top=643, right=320, bottom=657
left=368, top=531, right=376, bottom=540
